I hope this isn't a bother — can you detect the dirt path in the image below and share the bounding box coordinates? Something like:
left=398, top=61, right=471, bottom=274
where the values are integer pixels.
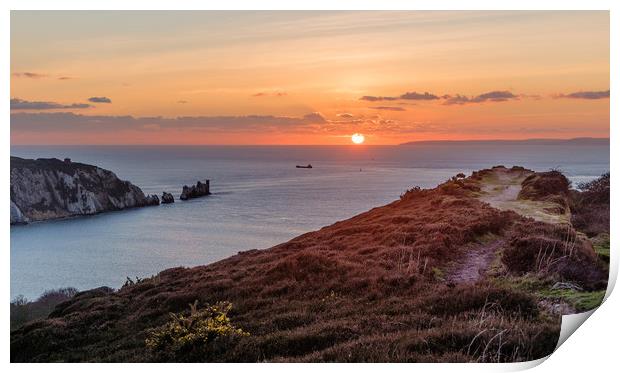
left=477, top=168, right=569, bottom=225
left=446, top=240, right=504, bottom=284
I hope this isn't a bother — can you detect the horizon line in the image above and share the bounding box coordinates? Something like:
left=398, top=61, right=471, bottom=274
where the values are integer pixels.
left=9, top=137, right=611, bottom=147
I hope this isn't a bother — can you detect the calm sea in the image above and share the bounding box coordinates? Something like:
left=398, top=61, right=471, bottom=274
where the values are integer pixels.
left=10, top=143, right=609, bottom=299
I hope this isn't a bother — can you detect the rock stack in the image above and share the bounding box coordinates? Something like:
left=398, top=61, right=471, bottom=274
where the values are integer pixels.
left=161, top=192, right=175, bottom=204
left=143, top=194, right=160, bottom=206
left=180, top=180, right=210, bottom=200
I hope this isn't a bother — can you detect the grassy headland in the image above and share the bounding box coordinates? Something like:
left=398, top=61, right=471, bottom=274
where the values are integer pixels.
left=10, top=166, right=609, bottom=362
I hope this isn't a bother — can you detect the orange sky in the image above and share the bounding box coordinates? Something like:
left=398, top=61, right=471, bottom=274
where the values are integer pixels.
left=10, top=11, right=610, bottom=145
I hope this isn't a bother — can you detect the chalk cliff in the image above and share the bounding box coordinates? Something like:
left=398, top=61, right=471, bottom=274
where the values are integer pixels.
left=10, top=157, right=157, bottom=224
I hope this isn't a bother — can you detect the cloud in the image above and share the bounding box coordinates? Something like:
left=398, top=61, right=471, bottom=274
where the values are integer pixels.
left=253, top=92, right=287, bottom=97
left=88, top=96, right=112, bottom=103
left=554, top=90, right=610, bottom=100
left=369, top=106, right=406, bottom=111
left=12, top=72, right=47, bottom=79
left=177, top=100, right=189, bottom=104
left=11, top=111, right=327, bottom=134
left=361, top=91, right=439, bottom=102
left=399, top=92, right=439, bottom=100
left=361, top=90, right=524, bottom=105
left=13, top=72, right=78, bottom=80
left=337, top=113, right=355, bottom=118
left=359, top=95, right=399, bottom=102
left=10, top=98, right=92, bottom=110
left=443, top=91, right=518, bottom=105
left=301, top=112, right=327, bottom=123
left=474, top=91, right=517, bottom=102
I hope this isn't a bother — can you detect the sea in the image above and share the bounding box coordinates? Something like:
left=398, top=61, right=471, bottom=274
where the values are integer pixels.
left=10, top=142, right=609, bottom=300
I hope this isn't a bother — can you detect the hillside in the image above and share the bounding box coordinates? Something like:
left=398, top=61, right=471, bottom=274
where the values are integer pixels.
left=10, top=166, right=609, bottom=362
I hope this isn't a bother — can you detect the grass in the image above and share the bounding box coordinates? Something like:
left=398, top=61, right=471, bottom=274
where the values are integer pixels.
left=491, top=274, right=605, bottom=313
left=431, top=267, right=445, bottom=281
left=538, top=289, right=605, bottom=312
left=592, top=233, right=610, bottom=263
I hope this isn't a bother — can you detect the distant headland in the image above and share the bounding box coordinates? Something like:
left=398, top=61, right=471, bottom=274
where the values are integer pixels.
left=10, top=156, right=211, bottom=225
left=400, top=137, right=609, bottom=146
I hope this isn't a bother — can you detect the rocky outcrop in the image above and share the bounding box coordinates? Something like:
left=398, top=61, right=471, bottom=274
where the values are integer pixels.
left=10, top=200, right=28, bottom=225
left=10, top=157, right=155, bottom=224
left=180, top=180, right=210, bottom=200
left=144, top=194, right=160, bottom=206
left=161, top=192, right=174, bottom=204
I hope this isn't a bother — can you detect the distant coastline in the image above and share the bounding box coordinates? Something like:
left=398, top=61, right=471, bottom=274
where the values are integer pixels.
left=400, top=137, right=609, bottom=146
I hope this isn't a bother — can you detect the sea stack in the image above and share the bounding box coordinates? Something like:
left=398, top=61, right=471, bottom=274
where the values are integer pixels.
left=161, top=192, right=175, bottom=204
left=10, top=156, right=157, bottom=224
left=144, top=194, right=160, bottom=206
left=180, top=180, right=211, bottom=200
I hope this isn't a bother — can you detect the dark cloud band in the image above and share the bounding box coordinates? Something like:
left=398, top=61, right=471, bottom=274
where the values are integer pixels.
left=555, top=90, right=609, bottom=100
left=10, top=98, right=92, bottom=110
left=88, top=96, right=112, bottom=103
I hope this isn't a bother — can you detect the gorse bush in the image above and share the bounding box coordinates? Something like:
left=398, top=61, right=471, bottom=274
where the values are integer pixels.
left=145, top=301, right=249, bottom=362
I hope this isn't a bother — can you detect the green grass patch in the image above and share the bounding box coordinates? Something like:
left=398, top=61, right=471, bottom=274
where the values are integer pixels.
left=538, top=289, right=605, bottom=312
left=431, top=267, right=444, bottom=281
left=491, top=273, right=549, bottom=292
left=490, top=275, right=604, bottom=312
left=592, top=233, right=610, bottom=263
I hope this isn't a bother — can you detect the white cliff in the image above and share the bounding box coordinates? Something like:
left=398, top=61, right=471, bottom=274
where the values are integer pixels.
left=10, top=157, right=158, bottom=224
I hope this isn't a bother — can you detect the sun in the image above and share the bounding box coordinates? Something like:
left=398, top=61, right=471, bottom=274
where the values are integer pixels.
left=351, top=133, right=365, bottom=144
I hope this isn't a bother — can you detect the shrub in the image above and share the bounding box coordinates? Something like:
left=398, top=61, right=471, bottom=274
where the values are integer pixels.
left=10, top=287, right=78, bottom=330
left=577, top=173, right=609, bottom=204
left=518, top=171, right=569, bottom=202
left=145, top=301, right=249, bottom=362
left=570, top=173, right=610, bottom=236
left=502, top=222, right=606, bottom=289
left=400, top=186, right=422, bottom=200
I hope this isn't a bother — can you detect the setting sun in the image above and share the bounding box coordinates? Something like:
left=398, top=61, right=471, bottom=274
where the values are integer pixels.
left=351, top=133, right=365, bottom=144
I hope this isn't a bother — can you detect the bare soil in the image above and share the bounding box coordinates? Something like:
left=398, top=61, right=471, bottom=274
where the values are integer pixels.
left=446, top=240, right=504, bottom=284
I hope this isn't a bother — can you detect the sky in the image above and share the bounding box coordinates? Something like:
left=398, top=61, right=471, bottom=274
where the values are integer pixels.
left=10, top=11, right=610, bottom=145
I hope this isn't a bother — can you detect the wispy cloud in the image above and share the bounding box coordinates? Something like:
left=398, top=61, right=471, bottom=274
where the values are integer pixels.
left=369, top=106, right=406, bottom=111
left=88, top=96, right=112, bottom=103
left=360, top=89, right=527, bottom=105
left=253, top=91, right=287, bottom=97
left=360, top=91, right=439, bottom=102
left=399, top=92, right=439, bottom=100
left=360, top=95, right=398, bottom=102
left=10, top=98, right=92, bottom=110
left=443, top=91, right=518, bottom=105
left=12, top=72, right=47, bottom=79
left=554, top=90, right=610, bottom=100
